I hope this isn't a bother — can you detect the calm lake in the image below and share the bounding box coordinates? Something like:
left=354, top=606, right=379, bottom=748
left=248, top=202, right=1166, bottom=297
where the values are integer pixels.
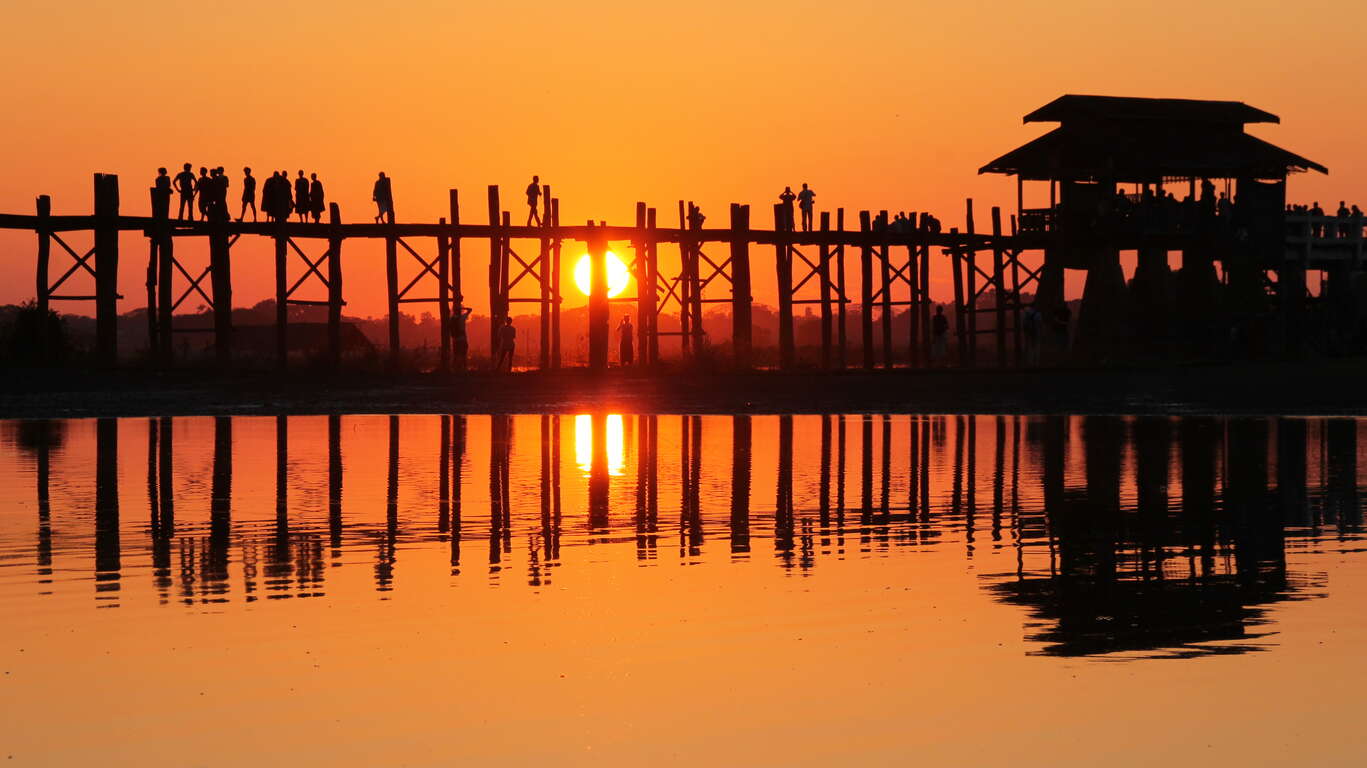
left=2, top=413, right=1365, bottom=765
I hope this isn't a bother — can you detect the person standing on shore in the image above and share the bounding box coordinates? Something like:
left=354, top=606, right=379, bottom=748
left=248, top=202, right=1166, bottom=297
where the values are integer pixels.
left=451, top=297, right=471, bottom=370
left=931, top=305, right=949, bottom=365
left=1022, top=303, right=1042, bottom=366
left=618, top=315, right=634, bottom=367
left=495, top=316, right=517, bottom=371
left=239, top=167, right=257, bottom=222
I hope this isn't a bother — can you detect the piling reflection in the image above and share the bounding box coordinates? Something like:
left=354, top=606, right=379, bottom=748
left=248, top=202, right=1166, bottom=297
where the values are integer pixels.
left=5, top=413, right=1362, bottom=659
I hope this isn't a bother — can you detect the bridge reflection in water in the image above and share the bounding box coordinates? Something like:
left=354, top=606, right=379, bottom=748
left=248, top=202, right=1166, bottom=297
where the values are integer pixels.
left=3, top=413, right=1361, bottom=658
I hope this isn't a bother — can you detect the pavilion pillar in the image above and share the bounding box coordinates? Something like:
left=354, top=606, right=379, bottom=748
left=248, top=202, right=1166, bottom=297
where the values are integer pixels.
left=1075, top=248, right=1128, bottom=361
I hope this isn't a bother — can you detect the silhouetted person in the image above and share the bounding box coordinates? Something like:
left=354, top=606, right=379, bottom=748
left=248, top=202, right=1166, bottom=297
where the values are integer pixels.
left=687, top=205, right=705, bottom=230
left=495, top=317, right=516, bottom=371
left=1311, top=201, right=1325, bottom=238
left=1051, top=303, right=1072, bottom=358
left=259, top=172, right=273, bottom=221
left=1337, top=201, right=1351, bottom=238
left=1023, top=303, right=1042, bottom=366
left=451, top=296, right=471, bottom=364
left=797, top=183, right=815, bottom=232
left=202, top=167, right=225, bottom=221
left=931, top=305, right=949, bottom=364
left=618, top=315, right=634, bottom=366
left=154, top=167, right=172, bottom=196
left=373, top=172, right=393, bottom=223
left=213, top=167, right=230, bottom=220
left=294, top=170, right=310, bottom=223
left=526, top=176, right=542, bottom=225
left=196, top=167, right=211, bottom=220
left=276, top=170, right=294, bottom=222
left=238, top=167, right=257, bottom=222
left=174, top=163, right=196, bottom=220
left=309, top=173, right=325, bottom=223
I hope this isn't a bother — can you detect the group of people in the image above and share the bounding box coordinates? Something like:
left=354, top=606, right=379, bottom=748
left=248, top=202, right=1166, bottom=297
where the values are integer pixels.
left=484, top=314, right=636, bottom=372
left=777, top=184, right=817, bottom=231
left=157, top=164, right=234, bottom=221
left=157, top=164, right=326, bottom=223
left=1290, top=201, right=1365, bottom=239
left=258, top=170, right=327, bottom=223
left=924, top=300, right=1069, bottom=368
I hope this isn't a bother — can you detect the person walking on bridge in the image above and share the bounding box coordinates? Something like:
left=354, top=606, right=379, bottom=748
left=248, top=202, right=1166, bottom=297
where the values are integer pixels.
left=238, top=167, right=257, bottom=222
left=797, top=183, right=816, bottom=232
left=174, top=163, right=197, bottom=220
left=526, top=176, right=542, bottom=226
left=373, top=172, right=394, bottom=224
left=294, top=171, right=311, bottom=223
left=309, top=173, right=325, bottom=223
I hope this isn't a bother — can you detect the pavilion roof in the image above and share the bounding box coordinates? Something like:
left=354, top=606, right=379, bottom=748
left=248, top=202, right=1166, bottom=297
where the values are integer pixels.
left=982, top=96, right=1326, bottom=180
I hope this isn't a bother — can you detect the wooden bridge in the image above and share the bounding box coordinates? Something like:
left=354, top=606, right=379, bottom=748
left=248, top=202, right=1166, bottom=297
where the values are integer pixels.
left=2, top=171, right=1363, bottom=373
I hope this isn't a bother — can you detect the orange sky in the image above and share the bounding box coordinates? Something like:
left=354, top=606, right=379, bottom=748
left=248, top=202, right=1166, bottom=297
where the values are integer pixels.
left=1, top=0, right=1364, bottom=317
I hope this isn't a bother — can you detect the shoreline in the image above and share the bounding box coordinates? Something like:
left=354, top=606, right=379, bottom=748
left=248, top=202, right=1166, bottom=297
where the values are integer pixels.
left=2, top=361, right=1365, bottom=418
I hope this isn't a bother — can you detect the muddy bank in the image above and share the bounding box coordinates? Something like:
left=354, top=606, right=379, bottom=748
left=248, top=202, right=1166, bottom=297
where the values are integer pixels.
left=1, top=362, right=1364, bottom=418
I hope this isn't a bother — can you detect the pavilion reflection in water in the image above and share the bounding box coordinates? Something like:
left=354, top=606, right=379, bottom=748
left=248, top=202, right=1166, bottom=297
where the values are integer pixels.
left=5, top=413, right=1363, bottom=657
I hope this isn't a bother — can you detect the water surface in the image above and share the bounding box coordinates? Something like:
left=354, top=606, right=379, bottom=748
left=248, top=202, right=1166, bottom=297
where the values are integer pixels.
left=2, top=414, right=1365, bottom=765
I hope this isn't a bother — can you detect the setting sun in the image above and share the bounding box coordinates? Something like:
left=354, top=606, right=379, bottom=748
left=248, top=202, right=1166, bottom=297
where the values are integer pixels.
left=573, top=251, right=631, bottom=298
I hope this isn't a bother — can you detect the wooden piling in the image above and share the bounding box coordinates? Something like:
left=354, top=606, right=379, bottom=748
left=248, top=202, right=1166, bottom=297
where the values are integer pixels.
left=35, top=195, right=50, bottom=354
left=438, top=215, right=451, bottom=373
left=859, top=210, right=874, bottom=370
left=645, top=207, right=659, bottom=366
left=1009, top=214, right=1023, bottom=364
left=965, top=200, right=977, bottom=367
left=730, top=203, right=752, bottom=368
left=836, top=208, right=847, bottom=370
left=775, top=203, right=794, bottom=370
left=587, top=222, right=609, bottom=371
left=274, top=231, right=288, bottom=369
left=144, top=189, right=159, bottom=357
left=878, top=211, right=893, bottom=369
left=152, top=189, right=173, bottom=365
left=919, top=233, right=931, bottom=367
left=688, top=205, right=705, bottom=356
left=950, top=229, right=967, bottom=365
left=487, top=185, right=502, bottom=362
left=635, top=202, right=649, bottom=367
left=448, top=191, right=464, bottom=371
left=907, top=238, right=919, bottom=369
left=207, top=187, right=232, bottom=369
left=501, top=211, right=513, bottom=362
left=93, top=174, right=120, bottom=366
left=327, top=203, right=343, bottom=372
left=991, top=206, right=1007, bottom=367
left=818, top=211, right=833, bottom=370
left=385, top=228, right=399, bottom=367
left=539, top=186, right=553, bottom=370
left=551, top=198, right=562, bottom=369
